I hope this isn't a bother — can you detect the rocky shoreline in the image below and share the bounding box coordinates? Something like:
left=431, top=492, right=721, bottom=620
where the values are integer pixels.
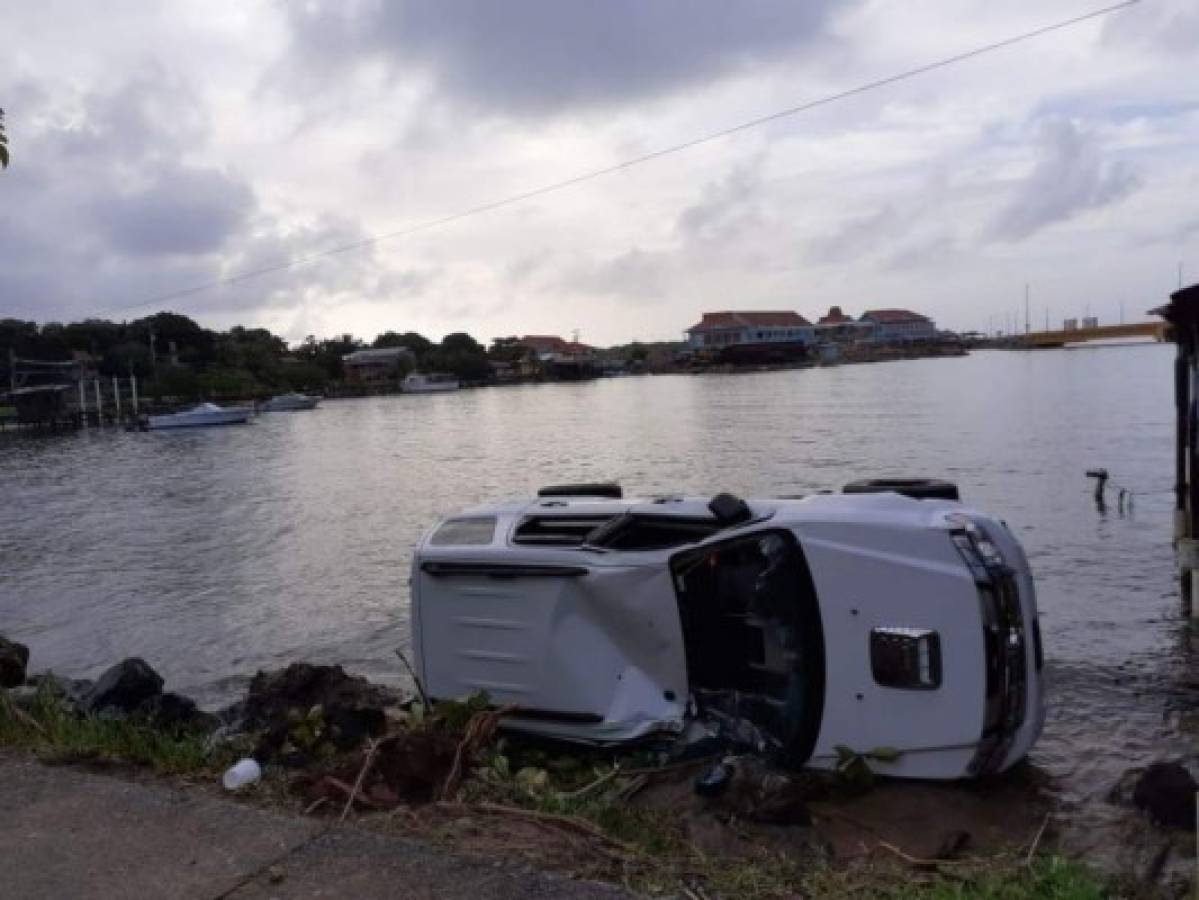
left=1, top=633, right=1194, bottom=897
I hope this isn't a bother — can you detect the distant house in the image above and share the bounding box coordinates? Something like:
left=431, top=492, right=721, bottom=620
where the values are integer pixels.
left=814, top=306, right=874, bottom=344
left=684, top=311, right=815, bottom=355
left=516, top=335, right=596, bottom=380
left=341, top=347, right=415, bottom=384
left=517, top=335, right=595, bottom=361
left=858, top=309, right=936, bottom=343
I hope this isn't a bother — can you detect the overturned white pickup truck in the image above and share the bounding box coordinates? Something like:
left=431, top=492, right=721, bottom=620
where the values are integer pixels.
left=411, top=481, right=1045, bottom=780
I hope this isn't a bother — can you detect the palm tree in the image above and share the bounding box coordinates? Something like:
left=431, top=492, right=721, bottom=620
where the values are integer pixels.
left=0, top=107, right=8, bottom=169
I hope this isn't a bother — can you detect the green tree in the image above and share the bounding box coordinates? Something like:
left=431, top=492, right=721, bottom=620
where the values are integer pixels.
left=373, top=330, right=433, bottom=356
left=101, top=341, right=154, bottom=377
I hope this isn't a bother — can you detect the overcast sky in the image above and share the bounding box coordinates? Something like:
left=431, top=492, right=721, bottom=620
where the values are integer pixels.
left=3, top=0, right=1196, bottom=345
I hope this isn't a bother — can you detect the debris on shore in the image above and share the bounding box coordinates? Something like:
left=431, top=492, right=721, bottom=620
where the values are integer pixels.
left=1, top=637, right=1193, bottom=898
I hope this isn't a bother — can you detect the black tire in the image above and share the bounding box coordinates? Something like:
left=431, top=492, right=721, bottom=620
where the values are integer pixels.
left=842, top=477, right=960, bottom=501
left=537, top=482, right=623, bottom=499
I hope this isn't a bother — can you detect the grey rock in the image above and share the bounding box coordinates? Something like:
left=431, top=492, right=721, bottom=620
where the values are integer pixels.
left=0, top=636, right=30, bottom=688
left=83, top=658, right=164, bottom=714
left=135, top=691, right=220, bottom=734
left=4, top=684, right=40, bottom=712
left=241, top=663, right=397, bottom=762
left=26, top=671, right=95, bottom=707
left=1132, top=762, right=1197, bottom=831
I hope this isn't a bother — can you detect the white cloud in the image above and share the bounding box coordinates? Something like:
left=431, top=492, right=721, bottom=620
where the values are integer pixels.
left=988, top=118, right=1141, bottom=241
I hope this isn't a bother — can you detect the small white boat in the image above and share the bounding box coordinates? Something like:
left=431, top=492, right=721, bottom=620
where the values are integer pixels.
left=402, top=372, right=460, bottom=393
left=147, top=402, right=252, bottom=430
left=260, top=393, right=320, bottom=412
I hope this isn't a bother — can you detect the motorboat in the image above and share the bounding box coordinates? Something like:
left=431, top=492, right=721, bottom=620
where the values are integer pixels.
left=147, top=402, right=252, bottom=430
left=260, top=392, right=320, bottom=412
left=402, top=372, right=460, bottom=393
left=411, top=479, right=1045, bottom=780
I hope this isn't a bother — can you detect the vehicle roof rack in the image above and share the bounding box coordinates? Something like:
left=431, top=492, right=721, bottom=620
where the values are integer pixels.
left=708, top=492, right=752, bottom=526
left=537, top=483, right=623, bottom=499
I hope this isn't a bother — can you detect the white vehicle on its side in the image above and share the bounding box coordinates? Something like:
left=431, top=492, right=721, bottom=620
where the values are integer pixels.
left=411, top=481, right=1045, bottom=780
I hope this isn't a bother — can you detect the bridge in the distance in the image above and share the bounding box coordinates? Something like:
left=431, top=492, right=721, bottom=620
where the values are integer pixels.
left=986, top=321, right=1168, bottom=349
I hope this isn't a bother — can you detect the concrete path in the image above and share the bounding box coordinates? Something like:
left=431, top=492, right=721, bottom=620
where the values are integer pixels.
left=0, top=755, right=626, bottom=899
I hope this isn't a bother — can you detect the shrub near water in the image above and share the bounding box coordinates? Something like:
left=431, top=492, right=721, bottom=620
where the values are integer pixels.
left=0, top=682, right=235, bottom=774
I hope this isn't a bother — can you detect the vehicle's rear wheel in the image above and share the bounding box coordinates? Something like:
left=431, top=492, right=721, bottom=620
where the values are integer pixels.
left=842, top=477, right=960, bottom=501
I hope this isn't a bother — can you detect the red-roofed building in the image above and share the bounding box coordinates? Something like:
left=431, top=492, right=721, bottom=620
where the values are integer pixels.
left=515, top=335, right=597, bottom=380
left=814, top=305, right=876, bottom=344
left=684, top=311, right=815, bottom=358
left=817, top=306, right=854, bottom=326
left=517, top=335, right=595, bottom=360
left=858, top=309, right=936, bottom=343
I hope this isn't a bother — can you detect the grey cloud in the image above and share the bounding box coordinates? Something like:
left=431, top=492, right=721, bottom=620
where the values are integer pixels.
left=883, top=231, right=957, bottom=271
left=562, top=248, right=670, bottom=302
left=1102, top=0, right=1199, bottom=56
left=988, top=119, right=1140, bottom=242
left=805, top=205, right=902, bottom=264
left=282, top=0, right=850, bottom=115
left=676, top=159, right=766, bottom=244
left=100, top=164, right=254, bottom=257
left=0, top=73, right=387, bottom=325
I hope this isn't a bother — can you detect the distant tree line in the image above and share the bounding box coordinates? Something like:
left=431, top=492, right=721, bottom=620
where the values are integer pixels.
left=0, top=312, right=503, bottom=400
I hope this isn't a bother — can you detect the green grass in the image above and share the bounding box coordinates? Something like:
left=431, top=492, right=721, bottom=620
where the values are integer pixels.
left=0, top=684, right=238, bottom=775
left=803, top=856, right=1109, bottom=900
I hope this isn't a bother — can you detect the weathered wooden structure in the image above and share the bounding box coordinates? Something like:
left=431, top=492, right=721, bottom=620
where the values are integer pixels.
left=1152, top=283, right=1199, bottom=618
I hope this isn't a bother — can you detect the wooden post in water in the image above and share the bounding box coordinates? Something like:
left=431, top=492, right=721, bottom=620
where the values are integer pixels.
left=130, top=374, right=139, bottom=417
left=78, top=378, right=87, bottom=427
left=94, top=378, right=102, bottom=424
left=1155, top=283, right=1199, bottom=619
left=112, top=376, right=121, bottom=421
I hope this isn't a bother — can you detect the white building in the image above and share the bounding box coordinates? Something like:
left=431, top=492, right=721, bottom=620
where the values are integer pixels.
left=684, top=311, right=815, bottom=352
left=858, top=309, right=936, bottom=343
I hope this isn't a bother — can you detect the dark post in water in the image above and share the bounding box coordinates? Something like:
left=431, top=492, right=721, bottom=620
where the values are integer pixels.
left=1153, top=282, right=1199, bottom=618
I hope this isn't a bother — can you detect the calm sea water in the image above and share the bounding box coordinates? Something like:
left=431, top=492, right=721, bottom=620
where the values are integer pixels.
left=1, top=344, right=1194, bottom=841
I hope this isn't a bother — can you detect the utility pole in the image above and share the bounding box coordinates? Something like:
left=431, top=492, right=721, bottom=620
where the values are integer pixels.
left=1024, top=284, right=1031, bottom=335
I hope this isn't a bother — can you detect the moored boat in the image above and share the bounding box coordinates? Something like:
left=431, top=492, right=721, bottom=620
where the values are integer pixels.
left=402, top=372, right=460, bottom=393
left=260, top=392, right=320, bottom=412
left=147, top=402, right=252, bottom=430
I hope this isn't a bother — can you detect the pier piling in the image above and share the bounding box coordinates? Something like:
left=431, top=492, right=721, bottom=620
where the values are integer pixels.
left=1154, top=283, right=1199, bottom=619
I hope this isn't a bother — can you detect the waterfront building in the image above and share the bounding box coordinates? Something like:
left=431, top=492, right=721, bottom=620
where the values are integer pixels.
left=815, top=306, right=875, bottom=344
left=684, top=311, right=815, bottom=363
left=516, top=335, right=597, bottom=379
left=341, top=347, right=415, bottom=385
left=858, top=309, right=937, bottom=343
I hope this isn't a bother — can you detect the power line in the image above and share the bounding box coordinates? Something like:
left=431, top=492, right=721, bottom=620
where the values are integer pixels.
left=109, top=0, right=1139, bottom=315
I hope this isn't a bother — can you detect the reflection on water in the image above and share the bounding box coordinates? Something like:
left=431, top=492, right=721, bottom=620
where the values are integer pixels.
left=1, top=344, right=1194, bottom=846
